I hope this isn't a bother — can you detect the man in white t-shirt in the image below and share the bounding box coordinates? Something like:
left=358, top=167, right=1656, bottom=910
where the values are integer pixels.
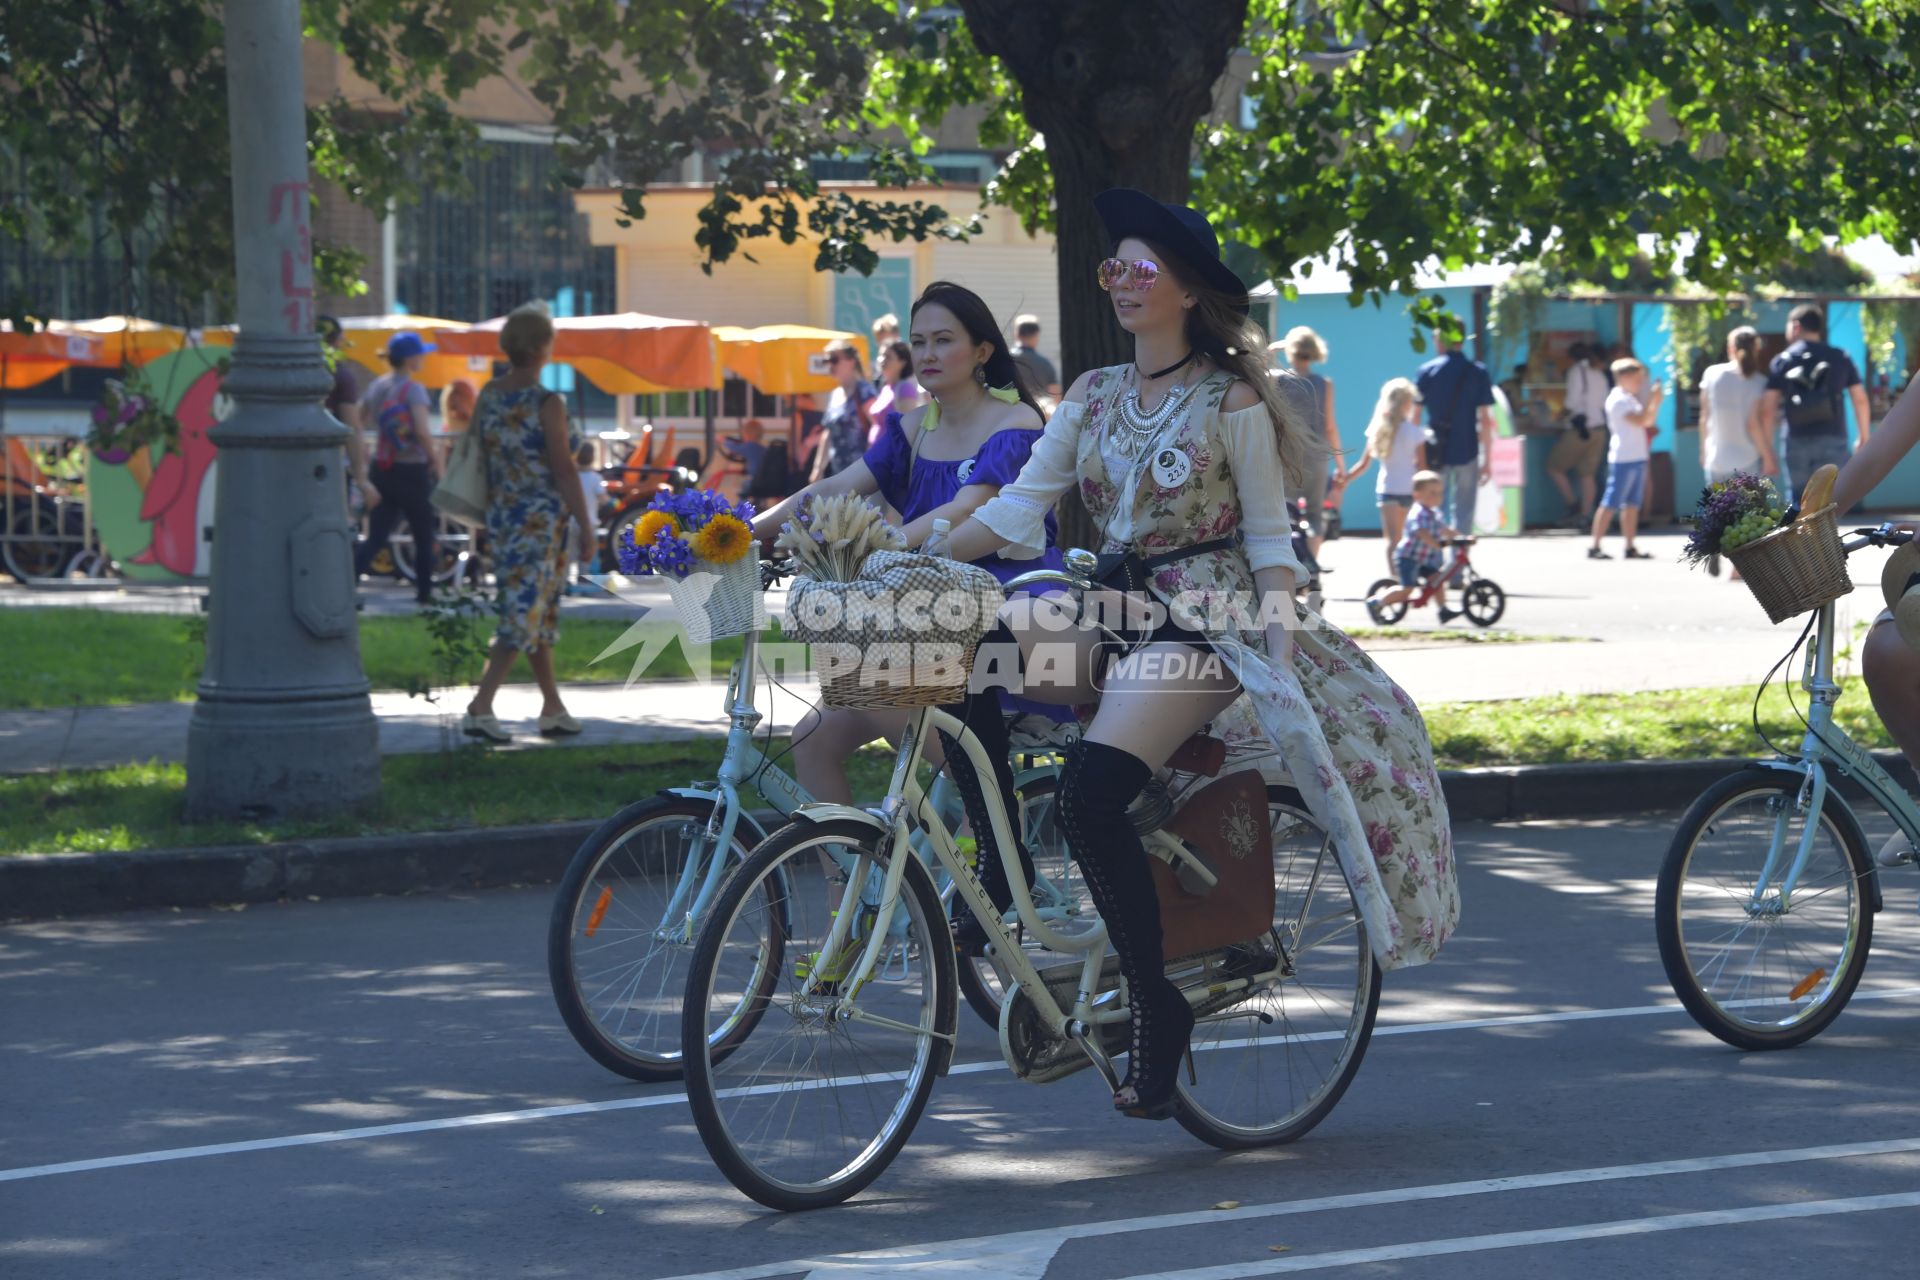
left=1588, top=357, right=1664, bottom=560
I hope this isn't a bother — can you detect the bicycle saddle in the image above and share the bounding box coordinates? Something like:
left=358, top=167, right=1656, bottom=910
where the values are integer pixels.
left=1166, top=733, right=1227, bottom=777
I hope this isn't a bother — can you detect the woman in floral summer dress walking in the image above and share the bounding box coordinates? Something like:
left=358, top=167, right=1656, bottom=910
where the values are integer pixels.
left=940, top=189, right=1459, bottom=1119
left=461, top=304, right=598, bottom=744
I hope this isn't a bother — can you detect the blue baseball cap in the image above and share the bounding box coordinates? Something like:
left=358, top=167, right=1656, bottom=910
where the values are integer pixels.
left=387, top=331, right=437, bottom=361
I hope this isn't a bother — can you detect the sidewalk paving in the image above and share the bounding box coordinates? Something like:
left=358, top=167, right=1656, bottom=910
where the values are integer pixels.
left=1, top=526, right=1902, bottom=774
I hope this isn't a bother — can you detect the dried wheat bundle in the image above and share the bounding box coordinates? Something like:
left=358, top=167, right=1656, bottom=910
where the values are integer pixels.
left=774, top=493, right=906, bottom=582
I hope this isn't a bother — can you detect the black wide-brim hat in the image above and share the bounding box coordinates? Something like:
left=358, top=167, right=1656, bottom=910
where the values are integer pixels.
left=1094, top=187, right=1250, bottom=314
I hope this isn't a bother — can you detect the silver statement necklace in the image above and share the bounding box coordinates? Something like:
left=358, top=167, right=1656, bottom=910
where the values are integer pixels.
left=1117, top=368, right=1194, bottom=455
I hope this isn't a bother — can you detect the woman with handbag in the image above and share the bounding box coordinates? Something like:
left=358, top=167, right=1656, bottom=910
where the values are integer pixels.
left=939, top=189, right=1458, bottom=1119
left=751, top=281, right=1069, bottom=811
left=459, top=303, right=598, bottom=743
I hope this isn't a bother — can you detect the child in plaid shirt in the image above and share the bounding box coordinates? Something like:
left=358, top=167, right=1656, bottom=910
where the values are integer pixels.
left=1366, top=470, right=1469, bottom=623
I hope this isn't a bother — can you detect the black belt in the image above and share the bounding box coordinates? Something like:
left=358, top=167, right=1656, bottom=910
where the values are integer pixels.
left=1095, top=534, right=1242, bottom=595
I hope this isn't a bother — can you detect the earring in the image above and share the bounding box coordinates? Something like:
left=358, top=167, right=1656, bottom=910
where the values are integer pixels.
left=974, top=365, right=988, bottom=385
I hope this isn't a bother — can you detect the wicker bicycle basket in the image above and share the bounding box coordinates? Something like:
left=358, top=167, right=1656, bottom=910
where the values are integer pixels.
left=663, top=549, right=765, bottom=644
left=1723, top=503, right=1852, bottom=624
left=785, top=551, right=1003, bottom=711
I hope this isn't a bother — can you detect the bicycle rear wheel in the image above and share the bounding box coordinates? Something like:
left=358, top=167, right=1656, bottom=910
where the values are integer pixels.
left=683, top=818, right=956, bottom=1210
left=547, top=797, right=770, bottom=1081
left=1176, top=787, right=1381, bottom=1149
left=1656, top=768, right=1874, bottom=1050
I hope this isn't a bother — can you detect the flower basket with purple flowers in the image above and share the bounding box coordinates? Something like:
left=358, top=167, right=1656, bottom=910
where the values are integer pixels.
left=616, top=489, right=764, bottom=643
left=1686, top=471, right=1849, bottom=623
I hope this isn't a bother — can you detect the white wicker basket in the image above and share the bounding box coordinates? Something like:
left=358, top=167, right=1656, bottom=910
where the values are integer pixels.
left=666, top=551, right=765, bottom=644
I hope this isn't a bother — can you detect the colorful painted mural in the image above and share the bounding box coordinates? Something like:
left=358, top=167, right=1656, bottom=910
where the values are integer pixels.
left=86, top=347, right=227, bottom=582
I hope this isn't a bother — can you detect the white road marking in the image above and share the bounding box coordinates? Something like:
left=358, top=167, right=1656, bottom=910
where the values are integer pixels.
left=653, top=1136, right=1920, bottom=1280
left=1115, top=1190, right=1920, bottom=1278
left=2, top=986, right=1913, bottom=1186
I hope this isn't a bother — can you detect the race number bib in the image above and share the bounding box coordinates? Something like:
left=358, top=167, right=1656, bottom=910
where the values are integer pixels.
left=1151, top=447, right=1193, bottom=489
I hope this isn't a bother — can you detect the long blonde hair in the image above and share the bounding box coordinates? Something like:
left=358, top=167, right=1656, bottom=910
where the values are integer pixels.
left=1150, top=241, right=1325, bottom=491
left=1366, top=377, right=1420, bottom=461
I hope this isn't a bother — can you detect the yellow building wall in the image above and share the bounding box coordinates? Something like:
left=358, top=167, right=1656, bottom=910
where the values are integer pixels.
left=579, top=188, right=1064, bottom=366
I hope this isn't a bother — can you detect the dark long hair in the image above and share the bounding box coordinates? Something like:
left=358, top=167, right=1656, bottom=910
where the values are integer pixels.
left=909, top=281, right=1044, bottom=418
left=1729, top=325, right=1760, bottom=377
left=1135, top=239, right=1324, bottom=491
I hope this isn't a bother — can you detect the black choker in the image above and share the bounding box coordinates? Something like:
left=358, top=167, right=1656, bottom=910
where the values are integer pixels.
left=1138, top=350, right=1197, bottom=381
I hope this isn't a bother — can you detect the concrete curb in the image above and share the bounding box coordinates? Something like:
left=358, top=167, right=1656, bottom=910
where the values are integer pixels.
left=6, top=754, right=1915, bottom=920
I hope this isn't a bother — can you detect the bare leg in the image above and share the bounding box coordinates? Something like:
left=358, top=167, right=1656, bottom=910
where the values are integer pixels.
left=1621, top=504, right=1641, bottom=552
left=1590, top=505, right=1616, bottom=549
left=1577, top=472, right=1598, bottom=519
left=1379, top=504, right=1408, bottom=574
left=468, top=641, right=522, bottom=716
left=792, top=705, right=912, bottom=805
left=1083, top=642, right=1244, bottom=760
left=1547, top=467, right=1576, bottom=510
left=1864, top=620, right=1920, bottom=770
left=523, top=645, right=571, bottom=717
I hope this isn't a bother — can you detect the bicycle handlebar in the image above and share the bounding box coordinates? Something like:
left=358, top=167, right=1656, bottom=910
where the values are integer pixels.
left=1843, top=523, right=1916, bottom=554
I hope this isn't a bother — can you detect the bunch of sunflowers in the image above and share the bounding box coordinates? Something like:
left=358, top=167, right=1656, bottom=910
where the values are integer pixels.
left=616, top=489, right=756, bottom=579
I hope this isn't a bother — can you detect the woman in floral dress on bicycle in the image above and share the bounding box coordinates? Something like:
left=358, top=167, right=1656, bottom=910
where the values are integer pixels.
left=940, top=190, right=1459, bottom=1118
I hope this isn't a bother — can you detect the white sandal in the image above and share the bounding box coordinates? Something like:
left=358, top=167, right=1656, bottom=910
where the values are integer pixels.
left=538, top=711, right=583, bottom=737
left=462, top=712, right=511, bottom=743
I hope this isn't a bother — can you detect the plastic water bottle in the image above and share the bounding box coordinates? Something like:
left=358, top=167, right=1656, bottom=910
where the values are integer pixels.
left=923, top=517, right=952, bottom=560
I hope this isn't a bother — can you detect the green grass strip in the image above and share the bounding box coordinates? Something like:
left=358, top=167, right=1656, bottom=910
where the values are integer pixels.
left=0, top=609, right=771, bottom=710
left=0, top=682, right=1896, bottom=856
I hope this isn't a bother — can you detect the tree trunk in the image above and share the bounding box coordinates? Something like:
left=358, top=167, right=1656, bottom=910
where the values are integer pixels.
left=960, top=0, right=1248, bottom=553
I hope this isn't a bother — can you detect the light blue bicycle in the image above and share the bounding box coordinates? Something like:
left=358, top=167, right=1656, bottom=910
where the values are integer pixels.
left=546, top=566, right=1083, bottom=1081
left=1657, top=523, right=1916, bottom=1049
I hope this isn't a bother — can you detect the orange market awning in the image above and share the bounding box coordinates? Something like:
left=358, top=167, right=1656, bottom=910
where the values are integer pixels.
left=437, top=311, right=715, bottom=395
left=45, top=316, right=191, bottom=367
left=0, top=323, right=112, bottom=389
left=201, top=315, right=486, bottom=391
left=713, top=325, right=868, bottom=396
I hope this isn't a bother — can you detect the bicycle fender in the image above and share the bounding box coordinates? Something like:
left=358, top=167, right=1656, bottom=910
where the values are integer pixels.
left=786, top=803, right=890, bottom=836
left=1739, top=762, right=1883, bottom=913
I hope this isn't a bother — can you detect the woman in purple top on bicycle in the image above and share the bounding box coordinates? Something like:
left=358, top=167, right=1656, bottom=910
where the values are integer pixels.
left=752, top=281, right=1070, bottom=807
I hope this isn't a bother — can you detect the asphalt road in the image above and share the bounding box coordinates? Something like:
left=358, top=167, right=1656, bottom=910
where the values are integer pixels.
left=5, top=812, right=1919, bottom=1279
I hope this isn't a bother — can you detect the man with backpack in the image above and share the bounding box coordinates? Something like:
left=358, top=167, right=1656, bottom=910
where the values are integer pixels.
left=1756, top=304, right=1872, bottom=502
left=1413, top=331, right=1497, bottom=536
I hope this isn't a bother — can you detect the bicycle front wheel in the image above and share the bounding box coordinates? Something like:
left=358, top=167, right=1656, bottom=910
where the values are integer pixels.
left=1176, top=787, right=1382, bottom=1149
left=547, top=797, right=770, bottom=1081
left=1657, top=768, right=1874, bottom=1050
left=683, top=818, right=957, bottom=1211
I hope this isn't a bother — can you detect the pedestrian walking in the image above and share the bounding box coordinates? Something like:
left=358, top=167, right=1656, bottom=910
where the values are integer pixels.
left=1545, top=342, right=1610, bottom=525
left=1341, top=376, right=1424, bottom=574
left=567, top=441, right=607, bottom=593
left=1757, top=303, right=1872, bottom=500
left=460, top=304, right=597, bottom=743
left=869, top=313, right=900, bottom=381
left=866, top=339, right=920, bottom=441
left=1009, top=314, right=1062, bottom=401
left=1272, top=326, right=1342, bottom=558
left=1413, top=331, right=1496, bottom=536
left=319, top=315, right=378, bottom=516
left=810, top=339, right=876, bottom=482
left=1589, top=357, right=1663, bottom=560
left=353, top=331, right=441, bottom=603
left=1699, top=327, right=1769, bottom=580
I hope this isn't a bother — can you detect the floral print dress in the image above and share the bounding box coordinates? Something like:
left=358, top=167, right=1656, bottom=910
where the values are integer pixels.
left=475, top=382, right=578, bottom=650
left=972, top=366, right=1460, bottom=970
